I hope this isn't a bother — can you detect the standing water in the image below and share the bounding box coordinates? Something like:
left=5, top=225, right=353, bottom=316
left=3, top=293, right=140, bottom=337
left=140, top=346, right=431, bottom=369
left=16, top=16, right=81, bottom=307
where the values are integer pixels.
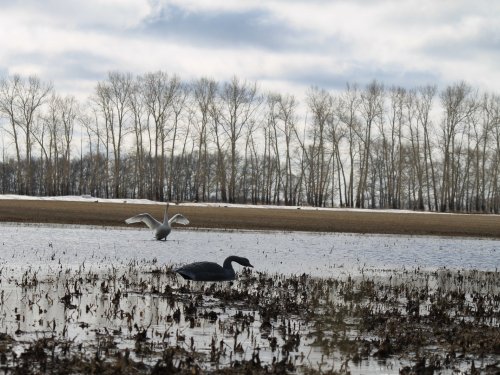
left=0, top=223, right=499, bottom=374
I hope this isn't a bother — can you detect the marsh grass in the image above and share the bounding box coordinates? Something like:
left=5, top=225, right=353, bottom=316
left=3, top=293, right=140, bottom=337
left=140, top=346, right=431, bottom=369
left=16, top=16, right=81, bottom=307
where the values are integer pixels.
left=0, top=260, right=498, bottom=374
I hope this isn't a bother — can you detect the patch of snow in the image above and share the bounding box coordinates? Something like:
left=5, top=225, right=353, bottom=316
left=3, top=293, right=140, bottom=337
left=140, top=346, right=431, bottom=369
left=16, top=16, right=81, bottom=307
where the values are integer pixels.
left=0, top=194, right=476, bottom=216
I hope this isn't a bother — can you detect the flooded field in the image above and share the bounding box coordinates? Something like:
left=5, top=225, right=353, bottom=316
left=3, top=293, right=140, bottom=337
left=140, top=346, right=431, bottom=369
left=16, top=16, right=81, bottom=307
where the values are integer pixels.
left=0, top=223, right=499, bottom=374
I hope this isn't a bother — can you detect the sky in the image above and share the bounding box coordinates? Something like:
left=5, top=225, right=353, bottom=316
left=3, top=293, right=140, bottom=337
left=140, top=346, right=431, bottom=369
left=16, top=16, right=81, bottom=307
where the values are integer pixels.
left=0, top=0, right=499, bottom=100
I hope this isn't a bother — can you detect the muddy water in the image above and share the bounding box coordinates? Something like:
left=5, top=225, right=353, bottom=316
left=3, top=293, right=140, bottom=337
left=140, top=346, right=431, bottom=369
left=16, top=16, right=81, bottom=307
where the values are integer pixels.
left=0, top=223, right=499, bottom=374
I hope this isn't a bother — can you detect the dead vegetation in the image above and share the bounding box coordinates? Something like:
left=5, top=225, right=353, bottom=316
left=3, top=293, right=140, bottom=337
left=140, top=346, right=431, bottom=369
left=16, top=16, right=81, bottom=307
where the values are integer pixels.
left=0, top=260, right=499, bottom=374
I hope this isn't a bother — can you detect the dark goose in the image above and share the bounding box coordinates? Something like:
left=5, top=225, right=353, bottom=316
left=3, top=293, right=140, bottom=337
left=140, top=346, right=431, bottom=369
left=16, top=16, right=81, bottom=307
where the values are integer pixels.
left=175, top=256, right=253, bottom=281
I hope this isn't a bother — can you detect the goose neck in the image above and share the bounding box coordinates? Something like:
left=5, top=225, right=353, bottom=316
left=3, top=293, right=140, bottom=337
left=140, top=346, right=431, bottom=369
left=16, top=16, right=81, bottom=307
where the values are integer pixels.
left=223, top=256, right=237, bottom=271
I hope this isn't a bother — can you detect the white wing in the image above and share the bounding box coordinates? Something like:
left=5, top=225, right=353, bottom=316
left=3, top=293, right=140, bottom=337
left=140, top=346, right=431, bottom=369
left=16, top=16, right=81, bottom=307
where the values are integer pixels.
left=169, top=213, right=189, bottom=225
left=125, top=213, right=161, bottom=230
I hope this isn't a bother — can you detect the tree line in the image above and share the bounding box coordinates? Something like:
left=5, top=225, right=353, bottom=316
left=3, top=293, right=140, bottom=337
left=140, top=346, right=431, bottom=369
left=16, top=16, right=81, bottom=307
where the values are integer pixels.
left=1, top=72, right=499, bottom=213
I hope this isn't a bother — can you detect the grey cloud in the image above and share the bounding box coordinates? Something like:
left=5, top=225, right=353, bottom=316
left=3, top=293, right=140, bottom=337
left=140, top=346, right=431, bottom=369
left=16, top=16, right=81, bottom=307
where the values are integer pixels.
left=10, top=51, right=112, bottom=82
left=422, top=28, right=500, bottom=61
left=136, top=4, right=315, bottom=51
left=50, top=51, right=112, bottom=80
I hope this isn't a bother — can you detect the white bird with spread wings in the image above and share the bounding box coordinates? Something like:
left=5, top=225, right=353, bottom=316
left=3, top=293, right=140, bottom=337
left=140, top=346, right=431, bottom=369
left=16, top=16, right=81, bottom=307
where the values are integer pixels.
left=125, top=204, right=189, bottom=240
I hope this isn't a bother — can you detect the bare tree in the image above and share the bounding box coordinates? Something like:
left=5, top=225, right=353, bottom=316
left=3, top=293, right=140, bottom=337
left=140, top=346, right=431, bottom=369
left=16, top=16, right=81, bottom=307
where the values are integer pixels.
left=166, top=80, right=189, bottom=202
left=489, top=95, right=500, bottom=212
left=267, top=93, right=299, bottom=205
left=104, top=72, right=133, bottom=198
left=468, top=93, right=498, bottom=212
left=18, top=76, right=52, bottom=194
left=218, top=76, right=261, bottom=203
left=267, top=93, right=284, bottom=204
left=93, top=81, right=113, bottom=197
left=209, top=95, right=228, bottom=202
left=439, top=82, right=476, bottom=211
left=191, top=77, right=217, bottom=202
left=77, top=107, right=98, bottom=196
left=406, top=89, right=425, bottom=209
left=303, top=87, right=334, bottom=207
left=327, top=98, right=346, bottom=207
left=141, top=71, right=179, bottom=201
left=58, top=96, right=78, bottom=194
left=0, top=75, right=22, bottom=191
left=33, top=94, right=62, bottom=195
left=337, top=83, right=362, bottom=207
left=128, top=76, right=147, bottom=198
left=413, top=85, right=438, bottom=211
left=246, top=127, right=262, bottom=204
left=0, top=75, right=51, bottom=194
left=356, top=81, right=384, bottom=208
left=379, top=86, right=405, bottom=209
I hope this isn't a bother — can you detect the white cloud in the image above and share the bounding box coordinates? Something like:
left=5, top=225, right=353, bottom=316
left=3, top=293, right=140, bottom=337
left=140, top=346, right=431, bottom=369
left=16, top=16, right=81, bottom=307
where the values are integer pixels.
left=151, top=0, right=259, bottom=14
left=0, top=0, right=152, bottom=29
left=0, top=0, right=499, bottom=101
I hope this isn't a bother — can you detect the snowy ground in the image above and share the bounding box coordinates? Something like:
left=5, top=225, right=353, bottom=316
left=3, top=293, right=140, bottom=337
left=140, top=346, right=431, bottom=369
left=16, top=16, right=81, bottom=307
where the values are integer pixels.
left=0, top=193, right=475, bottom=216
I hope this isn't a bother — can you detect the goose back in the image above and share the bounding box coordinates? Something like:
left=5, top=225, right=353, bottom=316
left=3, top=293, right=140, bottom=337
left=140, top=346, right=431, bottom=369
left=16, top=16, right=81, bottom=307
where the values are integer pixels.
left=176, top=261, right=234, bottom=281
left=175, top=256, right=253, bottom=282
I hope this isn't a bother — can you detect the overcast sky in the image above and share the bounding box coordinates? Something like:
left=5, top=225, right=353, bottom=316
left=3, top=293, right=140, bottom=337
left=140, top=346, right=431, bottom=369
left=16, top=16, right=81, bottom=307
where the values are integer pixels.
left=0, top=0, right=498, bottom=100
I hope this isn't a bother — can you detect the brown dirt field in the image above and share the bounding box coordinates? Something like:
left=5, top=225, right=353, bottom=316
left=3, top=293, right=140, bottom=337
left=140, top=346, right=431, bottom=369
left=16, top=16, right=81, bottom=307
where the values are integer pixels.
left=1, top=199, right=500, bottom=238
